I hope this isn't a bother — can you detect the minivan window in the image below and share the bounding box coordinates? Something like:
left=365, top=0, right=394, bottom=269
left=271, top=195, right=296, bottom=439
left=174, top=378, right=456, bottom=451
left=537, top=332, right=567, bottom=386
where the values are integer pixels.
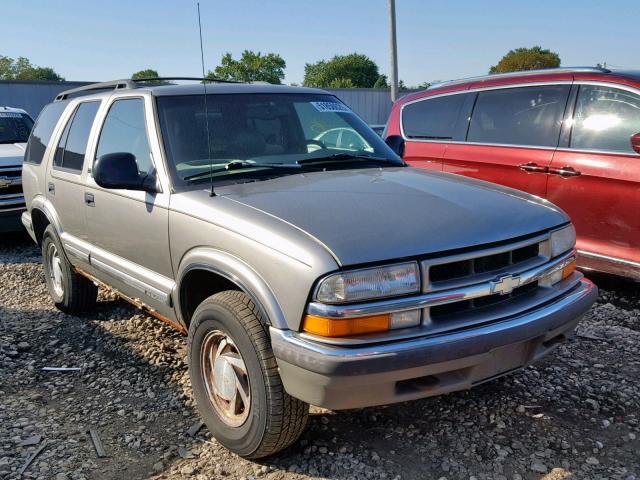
left=96, top=98, right=152, bottom=174
left=570, top=85, right=640, bottom=153
left=53, top=101, right=100, bottom=172
left=402, top=94, right=466, bottom=140
left=467, top=85, right=569, bottom=147
left=24, top=102, right=68, bottom=165
left=0, top=111, right=33, bottom=144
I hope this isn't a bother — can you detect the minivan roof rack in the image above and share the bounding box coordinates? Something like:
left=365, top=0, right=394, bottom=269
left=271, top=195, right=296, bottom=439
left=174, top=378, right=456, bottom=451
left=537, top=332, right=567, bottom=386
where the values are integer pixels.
left=428, top=66, right=612, bottom=90
left=54, top=76, right=239, bottom=101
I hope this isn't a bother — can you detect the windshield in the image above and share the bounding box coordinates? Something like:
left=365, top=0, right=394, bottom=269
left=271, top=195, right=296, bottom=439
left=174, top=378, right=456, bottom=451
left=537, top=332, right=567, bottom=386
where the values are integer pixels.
left=0, top=112, right=34, bottom=144
left=155, top=93, right=402, bottom=187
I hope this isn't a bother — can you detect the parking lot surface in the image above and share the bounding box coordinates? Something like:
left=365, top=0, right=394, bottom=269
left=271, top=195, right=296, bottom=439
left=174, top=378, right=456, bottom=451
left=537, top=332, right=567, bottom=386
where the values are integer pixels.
left=1, top=233, right=638, bottom=480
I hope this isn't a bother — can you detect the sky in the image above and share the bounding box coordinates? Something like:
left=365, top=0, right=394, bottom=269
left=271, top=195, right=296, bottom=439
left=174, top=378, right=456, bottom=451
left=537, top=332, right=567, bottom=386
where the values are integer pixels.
left=2, top=0, right=639, bottom=85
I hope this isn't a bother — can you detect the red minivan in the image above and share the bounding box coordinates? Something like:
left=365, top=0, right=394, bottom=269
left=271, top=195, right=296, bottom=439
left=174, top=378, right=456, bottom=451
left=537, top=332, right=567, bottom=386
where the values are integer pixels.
left=385, top=67, right=640, bottom=281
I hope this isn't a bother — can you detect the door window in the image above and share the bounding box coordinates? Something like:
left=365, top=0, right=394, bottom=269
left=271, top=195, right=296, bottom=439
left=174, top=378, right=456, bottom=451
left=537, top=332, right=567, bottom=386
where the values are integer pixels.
left=570, top=85, right=640, bottom=153
left=467, top=85, right=569, bottom=147
left=53, top=101, right=100, bottom=172
left=402, top=94, right=466, bottom=140
left=96, top=98, right=152, bottom=174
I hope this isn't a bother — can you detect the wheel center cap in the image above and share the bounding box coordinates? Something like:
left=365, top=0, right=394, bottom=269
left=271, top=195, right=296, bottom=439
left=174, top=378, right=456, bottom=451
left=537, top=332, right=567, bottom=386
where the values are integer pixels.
left=213, top=355, right=236, bottom=401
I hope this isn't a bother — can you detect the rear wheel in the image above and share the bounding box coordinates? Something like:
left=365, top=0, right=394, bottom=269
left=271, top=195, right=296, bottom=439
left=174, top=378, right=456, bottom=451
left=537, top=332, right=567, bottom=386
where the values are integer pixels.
left=188, top=290, right=308, bottom=458
left=42, top=225, right=97, bottom=314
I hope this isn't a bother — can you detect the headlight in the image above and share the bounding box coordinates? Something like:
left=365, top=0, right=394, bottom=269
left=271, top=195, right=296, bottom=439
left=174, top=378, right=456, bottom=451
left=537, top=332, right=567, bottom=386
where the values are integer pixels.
left=315, top=262, right=420, bottom=304
left=549, top=225, right=576, bottom=257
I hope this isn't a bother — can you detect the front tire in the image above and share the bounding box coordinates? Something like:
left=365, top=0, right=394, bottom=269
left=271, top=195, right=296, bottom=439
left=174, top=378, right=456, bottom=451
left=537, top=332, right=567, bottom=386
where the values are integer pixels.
left=188, top=290, right=309, bottom=458
left=42, top=225, right=97, bottom=314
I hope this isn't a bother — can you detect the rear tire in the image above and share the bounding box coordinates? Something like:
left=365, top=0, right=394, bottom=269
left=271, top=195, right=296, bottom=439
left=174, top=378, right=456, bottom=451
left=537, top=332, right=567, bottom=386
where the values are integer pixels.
left=42, top=225, right=97, bottom=314
left=188, top=290, right=308, bottom=458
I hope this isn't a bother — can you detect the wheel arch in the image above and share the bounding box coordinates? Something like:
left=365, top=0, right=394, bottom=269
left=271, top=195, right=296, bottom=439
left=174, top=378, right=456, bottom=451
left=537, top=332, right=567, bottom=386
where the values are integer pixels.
left=29, top=196, right=63, bottom=246
left=175, top=247, right=288, bottom=330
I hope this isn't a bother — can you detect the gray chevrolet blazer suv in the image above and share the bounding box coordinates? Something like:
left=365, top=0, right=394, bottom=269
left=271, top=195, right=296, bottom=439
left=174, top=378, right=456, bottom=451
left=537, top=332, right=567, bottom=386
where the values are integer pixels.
left=21, top=78, right=597, bottom=458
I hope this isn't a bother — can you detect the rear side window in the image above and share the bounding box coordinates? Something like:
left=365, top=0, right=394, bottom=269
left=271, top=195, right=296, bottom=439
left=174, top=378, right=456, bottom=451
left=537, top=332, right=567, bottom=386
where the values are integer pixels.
left=467, top=85, right=569, bottom=147
left=53, top=101, right=100, bottom=172
left=402, top=94, right=466, bottom=140
left=96, top=98, right=152, bottom=174
left=24, top=102, right=68, bottom=165
left=570, top=85, right=640, bottom=153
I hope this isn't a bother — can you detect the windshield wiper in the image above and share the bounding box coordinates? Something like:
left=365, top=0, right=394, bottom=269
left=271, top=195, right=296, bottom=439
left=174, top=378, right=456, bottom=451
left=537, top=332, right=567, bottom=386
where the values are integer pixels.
left=183, top=160, right=303, bottom=182
left=297, top=153, right=395, bottom=166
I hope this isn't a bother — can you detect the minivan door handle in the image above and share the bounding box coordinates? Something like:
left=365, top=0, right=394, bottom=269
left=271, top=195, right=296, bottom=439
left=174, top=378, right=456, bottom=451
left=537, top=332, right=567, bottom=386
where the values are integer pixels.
left=549, top=166, right=582, bottom=177
left=518, top=162, right=547, bottom=173
left=84, top=192, right=95, bottom=206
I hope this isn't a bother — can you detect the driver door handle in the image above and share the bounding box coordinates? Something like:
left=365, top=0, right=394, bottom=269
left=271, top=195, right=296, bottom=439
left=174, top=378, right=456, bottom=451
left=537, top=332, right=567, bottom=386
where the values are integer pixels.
left=549, top=166, right=582, bottom=177
left=84, top=192, right=95, bottom=206
left=518, top=162, right=548, bottom=173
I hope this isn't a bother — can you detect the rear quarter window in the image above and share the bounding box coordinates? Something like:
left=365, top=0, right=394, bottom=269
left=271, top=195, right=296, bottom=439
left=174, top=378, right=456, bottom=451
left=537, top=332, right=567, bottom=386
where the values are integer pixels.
left=402, top=94, right=466, bottom=140
left=24, top=102, right=69, bottom=165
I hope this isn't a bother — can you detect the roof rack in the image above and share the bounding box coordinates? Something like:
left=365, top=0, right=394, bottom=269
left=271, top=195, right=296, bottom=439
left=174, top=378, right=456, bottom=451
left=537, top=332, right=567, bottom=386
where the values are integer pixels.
left=54, top=76, right=239, bottom=101
left=428, top=66, right=611, bottom=90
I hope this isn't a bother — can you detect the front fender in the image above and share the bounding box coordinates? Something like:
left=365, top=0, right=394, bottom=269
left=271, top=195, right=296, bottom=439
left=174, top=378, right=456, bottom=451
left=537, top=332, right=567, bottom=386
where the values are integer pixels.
left=175, top=247, right=288, bottom=329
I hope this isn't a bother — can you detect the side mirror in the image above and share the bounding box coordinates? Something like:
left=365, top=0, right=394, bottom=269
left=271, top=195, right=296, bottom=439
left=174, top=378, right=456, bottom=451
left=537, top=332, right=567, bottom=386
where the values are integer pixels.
left=631, top=133, right=640, bottom=154
left=94, top=152, right=157, bottom=192
left=385, top=135, right=405, bottom=158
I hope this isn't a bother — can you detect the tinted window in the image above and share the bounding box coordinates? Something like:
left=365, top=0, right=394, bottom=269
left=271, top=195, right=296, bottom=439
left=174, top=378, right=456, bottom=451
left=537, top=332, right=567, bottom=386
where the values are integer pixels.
left=402, top=94, right=466, bottom=139
left=53, top=101, right=100, bottom=171
left=24, top=102, right=68, bottom=165
left=570, top=85, right=640, bottom=153
left=0, top=112, right=33, bottom=144
left=468, top=85, right=569, bottom=147
left=96, top=98, right=152, bottom=174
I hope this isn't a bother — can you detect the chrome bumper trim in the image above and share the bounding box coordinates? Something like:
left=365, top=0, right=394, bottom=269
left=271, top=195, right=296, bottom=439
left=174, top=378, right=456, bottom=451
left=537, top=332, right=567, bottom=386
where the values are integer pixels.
left=275, top=278, right=596, bottom=362
left=307, top=251, right=576, bottom=319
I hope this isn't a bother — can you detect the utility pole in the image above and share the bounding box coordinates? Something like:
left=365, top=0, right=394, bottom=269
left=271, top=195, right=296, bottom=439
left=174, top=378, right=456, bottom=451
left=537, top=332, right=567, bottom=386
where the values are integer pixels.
left=388, top=0, right=399, bottom=102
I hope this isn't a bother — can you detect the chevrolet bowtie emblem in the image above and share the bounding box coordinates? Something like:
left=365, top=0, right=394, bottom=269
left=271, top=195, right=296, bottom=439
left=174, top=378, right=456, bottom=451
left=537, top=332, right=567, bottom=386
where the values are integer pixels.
left=490, top=274, right=521, bottom=295
left=0, top=177, right=15, bottom=188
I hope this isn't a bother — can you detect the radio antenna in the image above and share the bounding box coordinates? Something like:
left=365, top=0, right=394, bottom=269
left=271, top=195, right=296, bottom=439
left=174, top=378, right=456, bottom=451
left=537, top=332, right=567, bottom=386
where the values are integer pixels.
left=197, top=2, right=215, bottom=196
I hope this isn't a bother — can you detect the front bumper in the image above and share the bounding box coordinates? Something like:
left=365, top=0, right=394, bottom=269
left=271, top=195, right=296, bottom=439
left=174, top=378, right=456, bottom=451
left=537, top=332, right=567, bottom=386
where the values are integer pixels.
left=271, top=278, right=597, bottom=410
left=0, top=207, right=26, bottom=233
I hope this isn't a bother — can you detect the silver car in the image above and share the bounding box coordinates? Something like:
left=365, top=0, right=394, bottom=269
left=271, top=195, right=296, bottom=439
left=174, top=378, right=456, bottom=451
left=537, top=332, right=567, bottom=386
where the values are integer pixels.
left=21, top=79, right=597, bottom=458
left=0, top=106, right=33, bottom=232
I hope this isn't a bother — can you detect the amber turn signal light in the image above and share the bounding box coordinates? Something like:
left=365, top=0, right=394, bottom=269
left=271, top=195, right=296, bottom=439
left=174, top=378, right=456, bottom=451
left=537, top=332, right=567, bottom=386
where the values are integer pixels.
left=562, top=259, right=577, bottom=280
left=302, top=314, right=390, bottom=337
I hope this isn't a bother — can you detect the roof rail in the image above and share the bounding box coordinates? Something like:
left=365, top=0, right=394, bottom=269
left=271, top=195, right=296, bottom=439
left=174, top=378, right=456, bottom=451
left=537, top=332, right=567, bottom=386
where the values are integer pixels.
left=54, top=76, right=240, bottom=101
left=55, top=80, right=135, bottom=101
left=130, top=76, right=239, bottom=84
left=428, top=66, right=611, bottom=90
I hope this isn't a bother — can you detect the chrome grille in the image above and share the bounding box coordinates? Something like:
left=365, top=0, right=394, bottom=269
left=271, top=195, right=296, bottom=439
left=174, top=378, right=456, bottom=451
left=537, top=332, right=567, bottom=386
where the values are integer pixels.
left=419, top=233, right=554, bottom=335
left=430, top=281, right=538, bottom=320
left=0, top=166, right=24, bottom=211
left=423, top=236, right=549, bottom=291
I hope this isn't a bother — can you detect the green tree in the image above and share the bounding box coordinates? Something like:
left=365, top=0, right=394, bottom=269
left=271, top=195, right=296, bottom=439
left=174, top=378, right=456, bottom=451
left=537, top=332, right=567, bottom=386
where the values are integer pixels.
left=373, top=74, right=388, bottom=89
left=132, top=69, right=159, bottom=80
left=303, top=53, right=380, bottom=88
left=0, top=55, right=64, bottom=81
left=208, top=50, right=286, bottom=84
left=489, top=46, right=560, bottom=74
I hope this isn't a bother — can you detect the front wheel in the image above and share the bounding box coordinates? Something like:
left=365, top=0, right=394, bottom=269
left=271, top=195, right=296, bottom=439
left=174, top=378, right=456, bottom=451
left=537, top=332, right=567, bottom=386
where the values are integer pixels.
left=188, top=290, right=309, bottom=458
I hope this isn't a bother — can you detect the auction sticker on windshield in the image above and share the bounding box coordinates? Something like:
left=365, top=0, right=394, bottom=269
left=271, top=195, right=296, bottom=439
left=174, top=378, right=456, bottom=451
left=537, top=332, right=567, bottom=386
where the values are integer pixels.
left=311, top=102, right=352, bottom=113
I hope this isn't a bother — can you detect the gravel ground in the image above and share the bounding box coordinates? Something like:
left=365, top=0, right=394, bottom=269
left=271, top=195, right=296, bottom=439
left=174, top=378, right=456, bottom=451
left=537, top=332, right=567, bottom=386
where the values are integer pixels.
left=1, top=232, right=638, bottom=480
